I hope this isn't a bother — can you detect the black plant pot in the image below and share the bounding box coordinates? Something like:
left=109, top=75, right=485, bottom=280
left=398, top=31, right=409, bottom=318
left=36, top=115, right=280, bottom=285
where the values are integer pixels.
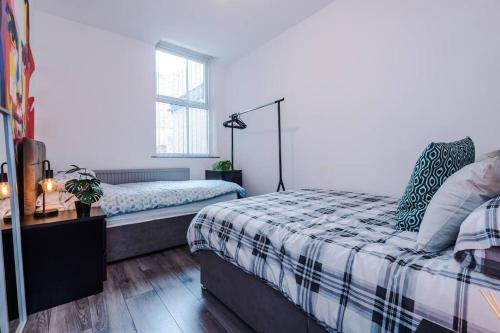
left=74, top=201, right=91, bottom=218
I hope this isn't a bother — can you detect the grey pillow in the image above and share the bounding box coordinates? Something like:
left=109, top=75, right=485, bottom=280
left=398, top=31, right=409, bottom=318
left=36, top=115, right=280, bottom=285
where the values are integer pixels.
left=417, top=156, right=500, bottom=252
left=477, top=149, right=500, bottom=162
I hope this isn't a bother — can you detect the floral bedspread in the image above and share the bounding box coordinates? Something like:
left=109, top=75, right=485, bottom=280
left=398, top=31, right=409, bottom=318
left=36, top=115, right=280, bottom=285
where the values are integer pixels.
left=100, top=180, right=245, bottom=217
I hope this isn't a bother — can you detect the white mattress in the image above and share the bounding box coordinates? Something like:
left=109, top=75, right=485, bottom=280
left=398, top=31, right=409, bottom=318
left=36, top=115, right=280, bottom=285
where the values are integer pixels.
left=105, top=193, right=238, bottom=228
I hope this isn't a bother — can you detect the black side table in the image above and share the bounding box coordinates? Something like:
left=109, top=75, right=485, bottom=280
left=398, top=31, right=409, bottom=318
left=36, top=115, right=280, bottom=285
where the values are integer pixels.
left=2, top=208, right=107, bottom=318
left=206, top=170, right=243, bottom=187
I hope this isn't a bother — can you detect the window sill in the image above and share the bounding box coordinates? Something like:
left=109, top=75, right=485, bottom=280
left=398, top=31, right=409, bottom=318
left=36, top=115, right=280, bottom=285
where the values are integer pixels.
left=151, top=154, right=221, bottom=159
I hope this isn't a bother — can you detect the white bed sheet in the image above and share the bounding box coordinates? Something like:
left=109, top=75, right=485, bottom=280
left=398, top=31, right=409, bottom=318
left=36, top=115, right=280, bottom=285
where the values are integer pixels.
left=105, top=192, right=238, bottom=228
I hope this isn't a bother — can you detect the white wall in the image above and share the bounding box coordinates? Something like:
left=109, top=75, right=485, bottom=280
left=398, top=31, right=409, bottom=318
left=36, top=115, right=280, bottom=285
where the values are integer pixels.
left=31, top=11, right=226, bottom=179
left=225, top=0, right=500, bottom=196
left=32, top=1, right=500, bottom=196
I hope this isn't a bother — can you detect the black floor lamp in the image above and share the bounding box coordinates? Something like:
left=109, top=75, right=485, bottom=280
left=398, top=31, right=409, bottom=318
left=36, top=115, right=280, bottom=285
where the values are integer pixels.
left=223, top=98, right=285, bottom=192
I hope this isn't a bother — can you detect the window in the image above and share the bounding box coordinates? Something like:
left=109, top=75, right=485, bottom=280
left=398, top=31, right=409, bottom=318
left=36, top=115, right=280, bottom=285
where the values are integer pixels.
left=155, top=42, right=210, bottom=156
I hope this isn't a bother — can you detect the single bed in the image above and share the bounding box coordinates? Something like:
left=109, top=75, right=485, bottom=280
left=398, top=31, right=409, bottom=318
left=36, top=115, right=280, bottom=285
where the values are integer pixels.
left=187, top=189, right=500, bottom=333
left=100, top=186, right=238, bottom=262
left=18, top=139, right=243, bottom=262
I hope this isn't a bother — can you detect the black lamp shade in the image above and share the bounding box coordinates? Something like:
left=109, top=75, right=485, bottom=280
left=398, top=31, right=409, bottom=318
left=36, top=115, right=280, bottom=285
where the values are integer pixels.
left=0, top=162, right=7, bottom=183
left=44, top=169, right=54, bottom=179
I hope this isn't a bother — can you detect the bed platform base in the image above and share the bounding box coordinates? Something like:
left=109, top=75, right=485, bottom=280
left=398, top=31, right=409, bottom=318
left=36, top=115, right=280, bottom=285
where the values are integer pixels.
left=93, top=168, right=194, bottom=263
left=106, top=214, right=195, bottom=262
left=199, top=251, right=328, bottom=333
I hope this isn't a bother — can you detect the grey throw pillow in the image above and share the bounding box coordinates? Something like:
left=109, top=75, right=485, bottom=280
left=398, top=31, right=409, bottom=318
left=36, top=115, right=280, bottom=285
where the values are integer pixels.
left=417, top=156, right=500, bottom=252
left=477, top=149, right=500, bottom=162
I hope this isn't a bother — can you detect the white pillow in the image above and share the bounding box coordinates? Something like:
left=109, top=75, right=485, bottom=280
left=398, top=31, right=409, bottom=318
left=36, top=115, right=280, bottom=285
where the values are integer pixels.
left=417, top=156, right=500, bottom=252
left=35, top=191, right=101, bottom=211
left=0, top=199, right=10, bottom=219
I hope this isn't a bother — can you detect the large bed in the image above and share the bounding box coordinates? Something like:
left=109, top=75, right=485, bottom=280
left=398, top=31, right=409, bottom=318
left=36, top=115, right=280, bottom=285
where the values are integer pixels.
left=187, top=189, right=500, bottom=333
left=18, top=139, right=243, bottom=262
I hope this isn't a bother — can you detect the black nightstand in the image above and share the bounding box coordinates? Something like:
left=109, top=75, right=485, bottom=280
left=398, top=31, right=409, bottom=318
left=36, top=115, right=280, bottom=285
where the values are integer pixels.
left=206, top=170, right=243, bottom=187
left=2, top=208, right=107, bottom=318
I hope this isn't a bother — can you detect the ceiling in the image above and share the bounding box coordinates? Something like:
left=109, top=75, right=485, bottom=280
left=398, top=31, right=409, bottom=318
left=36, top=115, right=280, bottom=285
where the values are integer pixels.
left=33, top=0, right=334, bottom=61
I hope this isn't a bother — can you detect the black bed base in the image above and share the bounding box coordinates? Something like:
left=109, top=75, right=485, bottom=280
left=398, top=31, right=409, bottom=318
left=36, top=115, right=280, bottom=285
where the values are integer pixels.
left=93, top=167, right=195, bottom=262
left=199, top=251, right=328, bottom=333
left=107, top=214, right=195, bottom=262
left=199, top=252, right=448, bottom=333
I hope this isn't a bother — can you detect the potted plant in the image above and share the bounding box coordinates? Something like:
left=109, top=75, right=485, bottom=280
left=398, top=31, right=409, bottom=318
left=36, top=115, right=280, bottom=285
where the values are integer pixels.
left=63, top=165, right=103, bottom=217
left=212, top=160, right=232, bottom=171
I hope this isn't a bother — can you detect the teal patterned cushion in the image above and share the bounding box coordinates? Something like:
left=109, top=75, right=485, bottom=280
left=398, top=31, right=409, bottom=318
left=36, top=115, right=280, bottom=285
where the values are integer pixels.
left=395, top=137, right=475, bottom=232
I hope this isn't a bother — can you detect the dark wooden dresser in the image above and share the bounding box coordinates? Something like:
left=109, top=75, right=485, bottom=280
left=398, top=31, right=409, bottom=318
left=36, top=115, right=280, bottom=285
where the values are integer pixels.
left=2, top=208, right=106, bottom=318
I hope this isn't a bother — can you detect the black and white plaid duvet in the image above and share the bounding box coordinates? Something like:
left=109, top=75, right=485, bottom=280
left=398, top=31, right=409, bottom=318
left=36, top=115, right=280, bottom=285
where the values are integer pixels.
left=187, top=190, right=500, bottom=333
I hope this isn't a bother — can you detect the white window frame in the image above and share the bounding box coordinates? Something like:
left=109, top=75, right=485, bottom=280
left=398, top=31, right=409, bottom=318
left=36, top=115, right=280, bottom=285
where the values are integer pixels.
left=154, top=42, right=212, bottom=157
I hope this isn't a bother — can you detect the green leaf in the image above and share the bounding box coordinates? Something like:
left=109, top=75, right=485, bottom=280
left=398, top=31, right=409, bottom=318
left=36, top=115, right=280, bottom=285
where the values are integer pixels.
left=212, top=160, right=232, bottom=171
left=78, top=189, right=103, bottom=205
left=78, top=172, right=97, bottom=180
left=65, top=179, right=83, bottom=194
left=65, top=178, right=103, bottom=204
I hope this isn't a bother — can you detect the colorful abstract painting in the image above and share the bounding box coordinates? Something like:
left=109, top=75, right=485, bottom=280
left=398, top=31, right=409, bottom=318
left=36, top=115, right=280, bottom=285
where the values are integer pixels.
left=0, top=0, right=34, bottom=143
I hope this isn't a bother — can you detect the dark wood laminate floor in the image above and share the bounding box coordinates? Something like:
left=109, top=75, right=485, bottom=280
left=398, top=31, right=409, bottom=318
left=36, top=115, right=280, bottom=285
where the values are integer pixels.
left=23, top=246, right=254, bottom=333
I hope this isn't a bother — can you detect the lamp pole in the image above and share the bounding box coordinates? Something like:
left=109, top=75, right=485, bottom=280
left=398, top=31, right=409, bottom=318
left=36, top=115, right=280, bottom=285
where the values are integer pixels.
left=276, top=100, right=285, bottom=192
left=223, top=98, right=286, bottom=192
left=231, top=125, right=234, bottom=170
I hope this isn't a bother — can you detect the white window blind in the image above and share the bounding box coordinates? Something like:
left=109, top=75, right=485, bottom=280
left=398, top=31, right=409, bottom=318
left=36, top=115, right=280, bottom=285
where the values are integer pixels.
left=155, top=43, right=210, bottom=156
